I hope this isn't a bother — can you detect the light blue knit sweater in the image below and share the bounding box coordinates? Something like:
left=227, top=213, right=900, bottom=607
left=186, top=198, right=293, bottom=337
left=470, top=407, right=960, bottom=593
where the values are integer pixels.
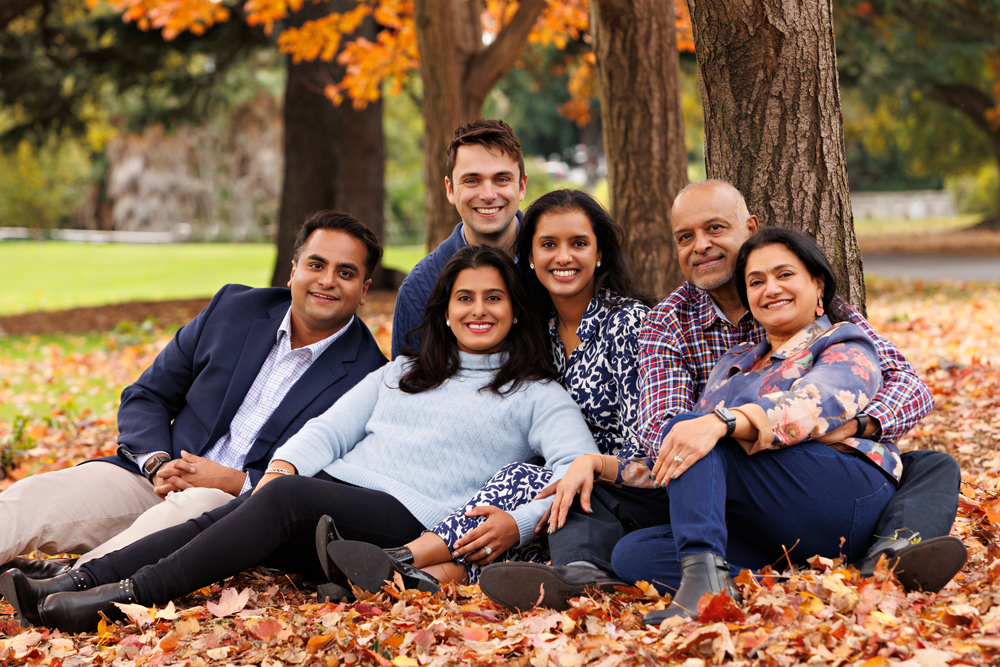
left=272, top=352, right=599, bottom=545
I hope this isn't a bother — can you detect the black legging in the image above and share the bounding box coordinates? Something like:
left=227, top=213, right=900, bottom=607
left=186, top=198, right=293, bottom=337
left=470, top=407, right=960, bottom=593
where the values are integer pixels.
left=79, top=475, right=426, bottom=606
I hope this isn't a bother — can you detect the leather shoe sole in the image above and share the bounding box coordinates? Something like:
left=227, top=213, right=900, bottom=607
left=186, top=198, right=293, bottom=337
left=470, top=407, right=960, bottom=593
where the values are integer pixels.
left=891, top=536, right=967, bottom=593
left=325, top=541, right=440, bottom=594
left=479, top=563, right=624, bottom=612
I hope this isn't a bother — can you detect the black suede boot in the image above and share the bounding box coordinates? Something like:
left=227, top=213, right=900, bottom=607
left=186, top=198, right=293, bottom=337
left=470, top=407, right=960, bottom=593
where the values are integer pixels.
left=38, top=580, right=137, bottom=634
left=0, top=569, right=92, bottom=626
left=0, top=557, right=76, bottom=580
left=643, top=553, right=742, bottom=625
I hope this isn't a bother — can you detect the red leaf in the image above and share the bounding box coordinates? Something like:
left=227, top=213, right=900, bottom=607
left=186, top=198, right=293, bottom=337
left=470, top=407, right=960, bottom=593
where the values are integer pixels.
left=698, top=593, right=746, bottom=623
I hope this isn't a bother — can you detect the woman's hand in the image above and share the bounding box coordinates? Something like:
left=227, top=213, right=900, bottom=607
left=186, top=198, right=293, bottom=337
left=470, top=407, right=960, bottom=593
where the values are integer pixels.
left=451, top=506, right=519, bottom=565
left=535, top=454, right=602, bottom=535
left=252, top=461, right=297, bottom=495
left=652, top=415, right=727, bottom=486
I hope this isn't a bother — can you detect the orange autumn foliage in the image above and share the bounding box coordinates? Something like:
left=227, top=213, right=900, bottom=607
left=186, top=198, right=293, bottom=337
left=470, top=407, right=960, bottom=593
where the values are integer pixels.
left=95, top=0, right=693, bottom=120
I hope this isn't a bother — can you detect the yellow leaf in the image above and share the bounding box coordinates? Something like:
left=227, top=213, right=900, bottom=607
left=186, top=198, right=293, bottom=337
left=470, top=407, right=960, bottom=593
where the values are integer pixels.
left=392, top=657, right=419, bottom=667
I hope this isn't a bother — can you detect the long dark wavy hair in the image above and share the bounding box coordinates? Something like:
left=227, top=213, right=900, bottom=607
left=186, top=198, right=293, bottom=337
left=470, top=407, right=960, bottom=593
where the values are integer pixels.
left=734, top=226, right=848, bottom=324
left=515, top=189, right=656, bottom=318
left=397, top=245, right=558, bottom=396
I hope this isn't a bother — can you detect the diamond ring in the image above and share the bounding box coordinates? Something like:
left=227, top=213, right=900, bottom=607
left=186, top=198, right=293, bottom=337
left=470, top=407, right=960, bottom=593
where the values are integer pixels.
left=483, top=546, right=493, bottom=556
left=673, top=456, right=684, bottom=463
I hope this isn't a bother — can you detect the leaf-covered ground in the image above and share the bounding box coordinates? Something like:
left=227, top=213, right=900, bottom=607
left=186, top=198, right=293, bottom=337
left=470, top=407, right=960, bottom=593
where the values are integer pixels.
left=2, top=279, right=999, bottom=666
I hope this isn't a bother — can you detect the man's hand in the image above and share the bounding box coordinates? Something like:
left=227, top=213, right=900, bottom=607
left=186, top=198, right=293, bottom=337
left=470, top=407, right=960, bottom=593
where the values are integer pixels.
left=652, top=414, right=727, bottom=486
left=451, top=507, right=519, bottom=565
left=817, top=414, right=881, bottom=445
left=155, top=450, right=247, bottom=497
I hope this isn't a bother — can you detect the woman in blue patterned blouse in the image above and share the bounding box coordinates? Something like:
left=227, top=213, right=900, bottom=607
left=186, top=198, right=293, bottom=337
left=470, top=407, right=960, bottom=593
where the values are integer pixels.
left=545, top=226, right=897, bottom=622
left=421, top=190, right=657, bottom=584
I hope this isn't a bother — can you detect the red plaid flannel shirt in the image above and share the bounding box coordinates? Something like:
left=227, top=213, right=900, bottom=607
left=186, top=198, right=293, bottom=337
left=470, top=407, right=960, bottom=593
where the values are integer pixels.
left=636, top=282, right=932, bottom=455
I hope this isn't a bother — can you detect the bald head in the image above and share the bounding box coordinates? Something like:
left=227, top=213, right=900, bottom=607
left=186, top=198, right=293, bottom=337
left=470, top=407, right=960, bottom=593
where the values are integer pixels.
left=670, top=179, right=759, bottom=293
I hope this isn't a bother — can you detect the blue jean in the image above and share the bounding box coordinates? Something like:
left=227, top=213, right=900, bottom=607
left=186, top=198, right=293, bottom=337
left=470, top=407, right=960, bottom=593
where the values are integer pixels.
left=611, top=414, right=895, bottom=593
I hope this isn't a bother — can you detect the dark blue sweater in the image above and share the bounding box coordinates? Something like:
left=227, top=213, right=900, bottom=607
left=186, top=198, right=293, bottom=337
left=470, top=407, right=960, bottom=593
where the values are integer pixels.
left=390, top=215, right=523, bottom=358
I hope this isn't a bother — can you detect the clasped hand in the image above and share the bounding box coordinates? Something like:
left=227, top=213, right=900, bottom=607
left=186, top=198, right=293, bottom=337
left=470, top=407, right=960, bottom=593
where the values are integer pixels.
left=153, top=450, right=246, bottom=498
left=650, top=414, right=727, bottom=486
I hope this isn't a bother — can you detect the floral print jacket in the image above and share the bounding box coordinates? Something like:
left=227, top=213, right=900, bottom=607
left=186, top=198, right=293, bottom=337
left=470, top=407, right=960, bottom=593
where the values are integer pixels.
left=694, top=315, right=901, bottom=482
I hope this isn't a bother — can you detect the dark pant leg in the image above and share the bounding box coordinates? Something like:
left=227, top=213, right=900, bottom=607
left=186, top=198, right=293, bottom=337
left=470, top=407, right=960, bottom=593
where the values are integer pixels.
left=722, top=441, right=894, bottom=567
left=85, top=476, right=425, bottom=606
left=80, top=493, right=251, bottom=585
left=866, top=450, right=960, bottom=554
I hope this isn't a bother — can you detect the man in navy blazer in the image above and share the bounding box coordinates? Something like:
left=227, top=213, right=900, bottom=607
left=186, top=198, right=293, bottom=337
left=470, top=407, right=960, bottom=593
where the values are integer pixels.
left=0, top=211, right=387, bottom=576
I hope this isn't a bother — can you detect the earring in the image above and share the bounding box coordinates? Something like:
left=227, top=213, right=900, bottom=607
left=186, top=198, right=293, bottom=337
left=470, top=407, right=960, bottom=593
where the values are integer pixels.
left=513, top=317, right=518, bottom=324
left=529, top=263, right=534, bottom=269
left=596, top=261, right=601, bottom=267
left=815, top=298, right=824, bottom=317
left=445, top=319, right=450, bottom=326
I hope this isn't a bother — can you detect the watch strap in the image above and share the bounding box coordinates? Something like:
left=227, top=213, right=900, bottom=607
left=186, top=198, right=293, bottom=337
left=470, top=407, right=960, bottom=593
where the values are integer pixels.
left=142, top=454, right=172, bottom=483
left=854, top=412, right=869, bottom=438
left=713, top=407, right=737, bottom=438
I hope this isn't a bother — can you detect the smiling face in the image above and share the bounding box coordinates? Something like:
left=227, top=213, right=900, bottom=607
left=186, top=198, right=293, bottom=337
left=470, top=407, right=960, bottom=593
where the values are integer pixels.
left=529, top=209, right=601, bottom=302
left=744, top=243, right=825, bottom=341
left=445, top=144, right=527, bottom=247
left=671, top=183, right=758, bottom=294
left=445, top=266, right=515, bottom=354
left=288, top=229, right=371, bottom=344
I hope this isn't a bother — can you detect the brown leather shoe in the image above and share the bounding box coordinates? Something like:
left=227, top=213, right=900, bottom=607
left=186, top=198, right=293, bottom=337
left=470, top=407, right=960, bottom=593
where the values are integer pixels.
left=479, top=563, right=626, bottom=612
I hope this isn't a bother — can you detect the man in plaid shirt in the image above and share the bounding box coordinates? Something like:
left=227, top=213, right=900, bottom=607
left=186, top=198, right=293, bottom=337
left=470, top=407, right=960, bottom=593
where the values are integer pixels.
left=636, top=180, right=963, bottom=593
left=480, top=181, right=964, bottom=613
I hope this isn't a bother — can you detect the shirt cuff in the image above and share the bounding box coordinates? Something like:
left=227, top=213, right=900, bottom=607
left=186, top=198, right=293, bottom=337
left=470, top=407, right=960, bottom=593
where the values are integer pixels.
left=861, top=401, right=890, bottom=440
left=508, top=498, right=552, bottom=548
left=238, top=473, right=252, bottom=495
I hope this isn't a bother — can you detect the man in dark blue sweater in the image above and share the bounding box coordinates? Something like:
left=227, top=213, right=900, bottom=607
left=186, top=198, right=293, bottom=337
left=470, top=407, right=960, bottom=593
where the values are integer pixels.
left=391, top=119, right=526, bottom=358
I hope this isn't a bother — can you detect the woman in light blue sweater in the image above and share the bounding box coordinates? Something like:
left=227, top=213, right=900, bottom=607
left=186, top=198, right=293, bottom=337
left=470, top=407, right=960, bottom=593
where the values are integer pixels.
left=24, top=247, right=602, bottom=633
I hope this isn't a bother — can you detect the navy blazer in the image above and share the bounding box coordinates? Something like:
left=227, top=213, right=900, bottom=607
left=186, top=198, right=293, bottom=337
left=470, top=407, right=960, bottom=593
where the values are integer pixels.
left=93, top=284, right=388, bottom=488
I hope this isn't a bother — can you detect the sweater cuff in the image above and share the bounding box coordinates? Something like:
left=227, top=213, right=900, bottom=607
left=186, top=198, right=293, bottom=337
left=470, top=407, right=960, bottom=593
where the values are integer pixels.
left=508, top=498, right=552, bottom=548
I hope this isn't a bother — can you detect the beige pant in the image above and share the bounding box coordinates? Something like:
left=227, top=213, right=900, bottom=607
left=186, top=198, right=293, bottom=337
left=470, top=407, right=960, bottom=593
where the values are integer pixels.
left=0, top=462, right=234, bottom=565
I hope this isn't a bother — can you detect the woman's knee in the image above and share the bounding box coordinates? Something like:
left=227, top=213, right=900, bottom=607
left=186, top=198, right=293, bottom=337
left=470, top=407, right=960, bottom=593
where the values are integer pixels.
left=611, top=526, right=678, bottom=585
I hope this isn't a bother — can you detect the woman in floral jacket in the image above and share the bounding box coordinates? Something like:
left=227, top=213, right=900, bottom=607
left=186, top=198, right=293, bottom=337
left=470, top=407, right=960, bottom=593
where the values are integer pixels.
left=548, top=226, right=897, bottom=622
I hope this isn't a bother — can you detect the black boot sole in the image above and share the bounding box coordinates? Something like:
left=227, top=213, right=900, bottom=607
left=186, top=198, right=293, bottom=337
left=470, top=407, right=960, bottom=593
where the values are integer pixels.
left=479, top=563, right=621, bottom=613
left=325, top=541, right=440, bottom=594
left=0, top=571, right=37, bottom=625
left=893, top=535, right=968, bottom=593
left=314, top=515, right=350, bottom=590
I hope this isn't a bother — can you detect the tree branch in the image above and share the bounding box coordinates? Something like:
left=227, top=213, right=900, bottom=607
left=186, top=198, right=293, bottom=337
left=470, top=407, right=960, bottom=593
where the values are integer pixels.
left=928, top=82, right=998, bottom=137
left=463, top=0, right=547, bottom=103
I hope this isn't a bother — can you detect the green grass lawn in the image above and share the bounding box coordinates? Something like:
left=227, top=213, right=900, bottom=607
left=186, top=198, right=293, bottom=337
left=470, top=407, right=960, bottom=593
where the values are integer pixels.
left=0, top=242, right=427, bottom=316
left=852, top=214, right=979, bottom=238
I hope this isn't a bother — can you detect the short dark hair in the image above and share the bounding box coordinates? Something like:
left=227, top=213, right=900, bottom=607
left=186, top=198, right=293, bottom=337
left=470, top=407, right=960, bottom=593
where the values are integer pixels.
left=516, top=189, right=656, bottom=316
left=734, top=226, right=847, bottom=323
left=293, top=211, right=382, bottom=280
left=397, top=245, right=558, bottom=396
left=446, top=119, right=525, bottom=185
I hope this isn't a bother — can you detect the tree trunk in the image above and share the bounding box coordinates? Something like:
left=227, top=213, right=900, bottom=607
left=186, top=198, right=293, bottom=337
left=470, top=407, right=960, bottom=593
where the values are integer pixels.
left=687, top=0, right=865, bottom=312
left=271, top=1, right=387, bottom=288
left=590, top=0, right=688, bottom=299
left=414, top=0, right=548, bottom=249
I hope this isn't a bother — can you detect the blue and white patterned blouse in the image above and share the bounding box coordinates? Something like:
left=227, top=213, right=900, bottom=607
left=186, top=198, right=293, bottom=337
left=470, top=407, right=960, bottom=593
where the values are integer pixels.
left=549, top=290, right=649, bottom=460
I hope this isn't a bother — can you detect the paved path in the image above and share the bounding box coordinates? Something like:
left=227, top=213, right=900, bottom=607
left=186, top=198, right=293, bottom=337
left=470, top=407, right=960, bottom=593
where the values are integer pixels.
left=863, top=255, right=1000, bottom=281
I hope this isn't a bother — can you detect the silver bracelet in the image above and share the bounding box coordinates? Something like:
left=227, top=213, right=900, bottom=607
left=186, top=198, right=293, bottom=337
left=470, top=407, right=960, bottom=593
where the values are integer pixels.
left=265, top=467, right=295, bottom=476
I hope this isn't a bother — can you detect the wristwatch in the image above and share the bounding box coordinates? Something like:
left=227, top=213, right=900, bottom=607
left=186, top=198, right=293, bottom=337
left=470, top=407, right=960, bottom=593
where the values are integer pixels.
left=142, top=454, right=172, bottom=483
left=854, top=411, right=869, bottom=438
left=713, top=407, right=737, bottom=438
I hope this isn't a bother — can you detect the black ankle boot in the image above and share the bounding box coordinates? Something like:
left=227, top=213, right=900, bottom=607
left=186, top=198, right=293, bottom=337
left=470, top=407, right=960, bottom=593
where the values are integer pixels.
left=38, top=580, right=137, bottom=634
left=643, top=553, right=741, bottom=624
left=383, top=547, right=414, bottom=565
left=0, top=557, right=76, bottom=580
left=315, top=515, right=351, bottom=590
left=326, top=541, right=440, bottom=594
left=0, top=569, right=91, bottom=626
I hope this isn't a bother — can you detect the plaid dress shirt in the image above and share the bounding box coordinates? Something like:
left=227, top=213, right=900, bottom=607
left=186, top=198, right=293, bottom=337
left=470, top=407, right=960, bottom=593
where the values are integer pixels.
left=637, top=282, right=932, bottom=456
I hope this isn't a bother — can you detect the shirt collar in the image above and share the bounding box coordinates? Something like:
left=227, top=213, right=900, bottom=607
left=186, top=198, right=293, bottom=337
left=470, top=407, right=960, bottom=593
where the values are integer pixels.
left=277, top=307, right=354, bottom=359
left=725, top=315, right=834, bottom=375
left=458, top=210, right=524, bottom=251
left=692, top=283, right=753, bottom=330
left=547, top=289, right=617, bottom=344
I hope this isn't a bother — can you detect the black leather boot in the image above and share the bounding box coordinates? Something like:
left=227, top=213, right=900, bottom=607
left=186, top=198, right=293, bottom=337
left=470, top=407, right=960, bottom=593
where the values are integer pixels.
left=0, top=569, right=92, bottom=626
left=314, top=515, right=351, bottom=590
left=383, top=547, right=414, bottom=565
left=38, top=580, right=137, bottom=634
left=0, top=557, right=76, bottom=580
left=325, top=540, right=440, bottom=594
left=643, top=553, right=742, bottom=625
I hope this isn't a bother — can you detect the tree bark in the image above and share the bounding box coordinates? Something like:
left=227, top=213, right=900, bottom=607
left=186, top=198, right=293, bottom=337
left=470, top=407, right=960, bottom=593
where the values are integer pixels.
left=414, top=0, right=547, bottom=249
left=590, top=0, right=688, bottom=299
left=271, top=1, right=388, bottom=288
left=687, top=0, right=865, bottom=312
